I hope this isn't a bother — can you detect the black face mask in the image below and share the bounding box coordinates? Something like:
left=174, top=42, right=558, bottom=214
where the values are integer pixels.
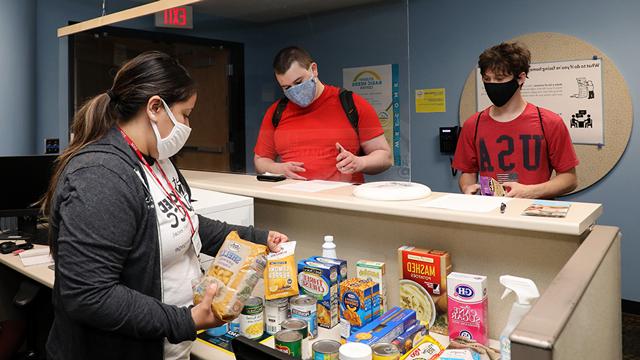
left=483, top=77, right=520, bottom=107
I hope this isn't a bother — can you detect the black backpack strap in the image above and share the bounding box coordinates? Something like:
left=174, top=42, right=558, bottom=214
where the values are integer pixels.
left=338, top=89, right=359, bottom=136
left=473, top=110, right=483, bottom=144
left=271, top=97, right=289, bottom=129
left=537, top=106, right=553, bottom=172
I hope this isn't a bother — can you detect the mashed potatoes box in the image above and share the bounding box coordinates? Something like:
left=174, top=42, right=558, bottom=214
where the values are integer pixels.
left=398, top=246, right=452, bottom=334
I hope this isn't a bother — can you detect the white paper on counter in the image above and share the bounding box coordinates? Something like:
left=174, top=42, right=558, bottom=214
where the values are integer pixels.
left=19, top=248, right=54, bottom=267
left=418, top=193, right=513, bottom=213
left=274, top=180, right=352, bottom=193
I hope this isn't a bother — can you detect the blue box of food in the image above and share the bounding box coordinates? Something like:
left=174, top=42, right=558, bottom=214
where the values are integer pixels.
left=310, top=256, right=348, bottom=285
left=298, top=258, right=339, bottom=328
left=347, top=306, right=416, bottom=346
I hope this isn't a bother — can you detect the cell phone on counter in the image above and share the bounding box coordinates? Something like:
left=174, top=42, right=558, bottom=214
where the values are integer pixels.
left=256, top=173, right=286, bottom=182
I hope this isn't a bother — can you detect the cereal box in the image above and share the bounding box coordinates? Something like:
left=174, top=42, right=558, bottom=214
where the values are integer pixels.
left=356, top=260, right=387, bottom=312
left=298, top=259, right=339, bottom=329
left=398, top=246, right=452, bottom=335
left=447, top=272, right=488, bottom=345
left=340, top=278, right=380, bottom=328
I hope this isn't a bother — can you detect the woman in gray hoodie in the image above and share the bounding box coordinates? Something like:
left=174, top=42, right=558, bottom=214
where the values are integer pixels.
left=42, top=51, right=288, bottom=360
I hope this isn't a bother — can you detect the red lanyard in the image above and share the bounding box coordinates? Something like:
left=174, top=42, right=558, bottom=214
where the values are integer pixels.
left=118, top=127, right=196, bottom=237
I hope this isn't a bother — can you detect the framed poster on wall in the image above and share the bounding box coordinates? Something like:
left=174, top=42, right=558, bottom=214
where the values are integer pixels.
left=343, top=64, right=401, bottom=165
left=476, top=59, right=603, bottom=145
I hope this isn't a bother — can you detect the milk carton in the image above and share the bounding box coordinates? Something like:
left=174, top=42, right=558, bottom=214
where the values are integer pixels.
left=447, top=272, right=488, bottom=345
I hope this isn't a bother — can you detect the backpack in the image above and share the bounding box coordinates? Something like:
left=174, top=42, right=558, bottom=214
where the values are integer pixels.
left=271, top=89, right=360, bottom=138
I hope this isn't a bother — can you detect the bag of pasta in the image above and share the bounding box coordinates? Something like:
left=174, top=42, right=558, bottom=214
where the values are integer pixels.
left=192, top=231, right=267, bottom=321
left=264, top=241, right=298, bottom=300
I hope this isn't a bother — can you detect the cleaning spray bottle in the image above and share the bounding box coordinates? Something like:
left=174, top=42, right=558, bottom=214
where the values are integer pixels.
left=499, top=275, right=540, bottom=360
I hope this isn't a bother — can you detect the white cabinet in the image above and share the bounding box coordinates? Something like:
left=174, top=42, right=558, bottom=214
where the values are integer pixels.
left=190, top=187, right=254, bottom=226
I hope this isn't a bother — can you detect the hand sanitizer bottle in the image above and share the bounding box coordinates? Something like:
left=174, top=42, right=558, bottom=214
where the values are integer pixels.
left=499, top=275, right=540, bottom=360
left=322, top=235, right=337, bottom=258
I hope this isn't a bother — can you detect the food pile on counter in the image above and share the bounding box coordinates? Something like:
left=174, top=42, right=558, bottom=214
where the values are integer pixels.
left=193, top=232, right=534, bottom=360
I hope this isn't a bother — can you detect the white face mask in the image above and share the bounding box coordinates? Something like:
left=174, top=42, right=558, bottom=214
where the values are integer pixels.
left=150, top=99, right=191, bottom=160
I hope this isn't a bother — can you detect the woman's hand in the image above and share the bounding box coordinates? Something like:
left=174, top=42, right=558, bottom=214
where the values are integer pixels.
left=267, top=231, right=289, bottom=253
left=191, top=284, right=225, bottom=330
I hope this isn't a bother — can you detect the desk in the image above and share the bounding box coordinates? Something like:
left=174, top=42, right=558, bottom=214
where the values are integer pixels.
left=0, top=244, right=54, bottom=288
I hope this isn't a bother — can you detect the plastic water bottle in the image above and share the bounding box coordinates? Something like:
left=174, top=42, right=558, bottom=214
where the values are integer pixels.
left=322, top=235, right=337, bottom=258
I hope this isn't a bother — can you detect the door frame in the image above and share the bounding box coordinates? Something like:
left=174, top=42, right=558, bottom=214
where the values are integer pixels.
left=68, top=24, right=246, bottom=172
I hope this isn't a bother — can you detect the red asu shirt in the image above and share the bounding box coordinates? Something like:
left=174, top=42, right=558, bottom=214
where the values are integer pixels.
left=452, top=103, right=579, bottom=185
left=254, top=85, right=384, bottom=183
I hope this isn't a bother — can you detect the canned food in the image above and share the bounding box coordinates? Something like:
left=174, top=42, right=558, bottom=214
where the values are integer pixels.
left=290, top=295, right=318, bottom=338
left=265, top=298, right=290, bottom=335
left=275, top=329, right=303, bottom=358
left=280, top=318, right=309, bottom=338
left=372, top=343, right=400, bottom=360
left=240, top=297, right=264, bottom=339
left=229, top=317, right=240, bottom=333
left=312, top=339, right=341, bottom=360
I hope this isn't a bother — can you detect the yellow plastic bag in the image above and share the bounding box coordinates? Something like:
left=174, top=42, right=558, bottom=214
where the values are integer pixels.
left=264, top=241, right=299, bottom=300
left=193, top=231, right=267, bottom=321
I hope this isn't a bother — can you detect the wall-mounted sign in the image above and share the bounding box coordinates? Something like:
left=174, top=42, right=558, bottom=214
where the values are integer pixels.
left=155, top=6, right=193, bottom=29
left=343, top=64, right=401, bottom=165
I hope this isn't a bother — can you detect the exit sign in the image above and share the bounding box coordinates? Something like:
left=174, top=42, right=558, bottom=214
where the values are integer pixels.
left=155, top=6, right=193, bottom=29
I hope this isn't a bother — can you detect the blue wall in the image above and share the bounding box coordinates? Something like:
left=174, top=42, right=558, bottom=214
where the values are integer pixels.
left=408, top=0, right=639, bottom=301
left=0, top=0, right=36, bottom=155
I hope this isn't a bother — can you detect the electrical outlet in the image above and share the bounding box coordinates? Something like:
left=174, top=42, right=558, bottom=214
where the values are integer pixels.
left=45, top=138, right=60, bottom=154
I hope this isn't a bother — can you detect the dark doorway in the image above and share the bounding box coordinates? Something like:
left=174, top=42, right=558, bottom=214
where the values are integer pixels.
left=69, top=25, right=246, bottom=173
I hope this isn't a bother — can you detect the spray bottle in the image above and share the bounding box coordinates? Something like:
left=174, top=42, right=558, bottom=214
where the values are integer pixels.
left=499, top=275, right=540, bottom=360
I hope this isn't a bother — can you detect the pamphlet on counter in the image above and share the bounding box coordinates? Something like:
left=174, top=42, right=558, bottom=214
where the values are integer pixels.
left=522, top=200, right=571, bottom=218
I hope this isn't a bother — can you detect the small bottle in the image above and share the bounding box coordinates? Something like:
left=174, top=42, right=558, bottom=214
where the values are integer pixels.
left=322, top=235, right=337, bottom=258
left=499, top=275, right=540, bottom=360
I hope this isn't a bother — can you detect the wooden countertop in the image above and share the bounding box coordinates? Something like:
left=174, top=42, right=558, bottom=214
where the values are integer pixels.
left=182, top=171, right=602, bottom=236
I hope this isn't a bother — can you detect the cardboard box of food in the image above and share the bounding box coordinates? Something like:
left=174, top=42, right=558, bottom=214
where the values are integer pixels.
left=398, top=246, right=452, bottom=335
left=347, top=306, right=417, bottom=346
left=298, top=259, right=340, bottom=329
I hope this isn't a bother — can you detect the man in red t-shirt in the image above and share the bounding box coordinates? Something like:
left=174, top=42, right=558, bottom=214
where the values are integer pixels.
left=452, top=42, right=579, bottom=198
left=254, top=46, right=392, bottom=183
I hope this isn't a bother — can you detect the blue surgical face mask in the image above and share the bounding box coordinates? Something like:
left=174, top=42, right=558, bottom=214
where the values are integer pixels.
left=283, top=70, right=317, bottom=107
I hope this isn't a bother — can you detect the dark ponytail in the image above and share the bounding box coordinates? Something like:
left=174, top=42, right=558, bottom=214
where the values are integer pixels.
left=42, top=51, right=196, bottom=250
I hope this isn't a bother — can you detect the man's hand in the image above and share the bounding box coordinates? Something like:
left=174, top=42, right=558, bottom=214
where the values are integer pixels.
left=336, top=143, right=365, bottom=174
left=274, top=162, right=306, bottom=180
left=503, top=181, right=539, bottom=199
left=266, top=231, right=289, bottom=253
left=462, top=183, right=481, bottom=195
left=191, top=284, right=225, bottom=330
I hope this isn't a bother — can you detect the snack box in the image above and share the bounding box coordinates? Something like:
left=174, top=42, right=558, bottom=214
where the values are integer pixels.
left=398, top=246, right=452, bottom=334
left=311, top=256, right=348, bottom=285
left=447, top=272, right=488, bottom=345
left=340, top=278, right=380, bottom=328
left=347, top=306, right=416, bottom=346
left=392, top=322, right=427, bottom=354
left=356, top=260, right=387, bottom=312
left=298, top=259, right=340, bottom=329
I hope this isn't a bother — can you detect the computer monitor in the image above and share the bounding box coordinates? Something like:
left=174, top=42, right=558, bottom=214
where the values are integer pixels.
left=231, top=336, right=296, bottom=360
left=0, top=155, right=56, bottom=239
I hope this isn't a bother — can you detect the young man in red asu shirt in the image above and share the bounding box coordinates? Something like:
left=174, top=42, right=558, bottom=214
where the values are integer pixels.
left=254, top=46, right=392, bottom=183
left=452, top=42, right=579, bottom=198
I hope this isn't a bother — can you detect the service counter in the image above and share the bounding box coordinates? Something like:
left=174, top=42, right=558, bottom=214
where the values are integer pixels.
left=184, top=171, right=620, bottom=360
